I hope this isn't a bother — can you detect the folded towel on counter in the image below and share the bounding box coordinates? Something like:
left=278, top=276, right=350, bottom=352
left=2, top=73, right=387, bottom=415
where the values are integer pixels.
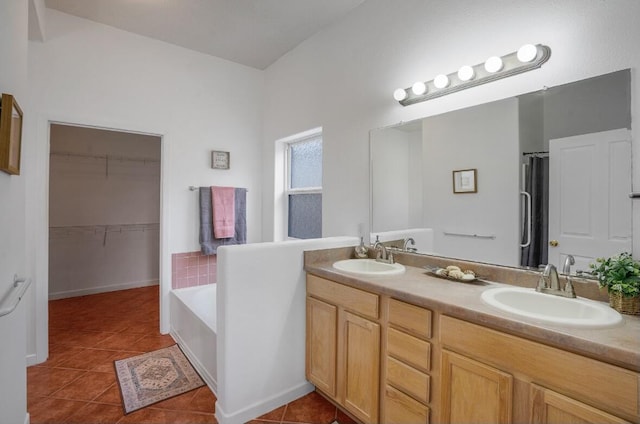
left=211, top=186, right=235, bottom=239
left=199, top=187, right=247, bottom=255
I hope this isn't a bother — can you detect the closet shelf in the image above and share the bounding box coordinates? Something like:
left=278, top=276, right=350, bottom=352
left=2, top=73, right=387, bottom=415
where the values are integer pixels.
left=50, top=223, right=159, bottom=245
left=50, top=151, right=160, bottom=164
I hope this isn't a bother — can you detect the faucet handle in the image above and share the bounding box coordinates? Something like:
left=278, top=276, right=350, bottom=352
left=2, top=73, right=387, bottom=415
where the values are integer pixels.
left=564, top=279, right=576, bottom=297
left=536, top=274, right=548, bottom=291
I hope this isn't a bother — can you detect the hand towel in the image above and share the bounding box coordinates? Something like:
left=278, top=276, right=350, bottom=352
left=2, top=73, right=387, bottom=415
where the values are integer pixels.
left=211, top=186, right=235, bottom=239
left=199, top=187, right=247, bottom=255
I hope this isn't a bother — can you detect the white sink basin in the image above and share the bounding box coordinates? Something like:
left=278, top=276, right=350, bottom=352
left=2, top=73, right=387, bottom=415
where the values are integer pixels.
left=332, top=259, right=405, bottom=276
left=481, top=287, right=622, bottom=328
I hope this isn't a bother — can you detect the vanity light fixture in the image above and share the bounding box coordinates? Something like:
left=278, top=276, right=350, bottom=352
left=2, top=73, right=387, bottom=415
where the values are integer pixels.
left=434, top=74, right=450, bottom=89
left=394, top=44, right=551, bottom=106
left=484, top=56, right=503, bottom=73
left=412, top=81, right=427, bottom=95
left=393, top=88, right=408, bottom=101
left=457, top=65, right=475, bottom=81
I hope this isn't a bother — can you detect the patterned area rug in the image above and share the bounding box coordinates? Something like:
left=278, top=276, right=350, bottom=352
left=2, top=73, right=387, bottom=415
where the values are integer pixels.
left=115, top=344, right=205, bottom=414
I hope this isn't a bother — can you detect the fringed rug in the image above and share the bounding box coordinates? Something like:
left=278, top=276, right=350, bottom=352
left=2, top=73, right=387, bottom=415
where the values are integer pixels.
left=114, top=344, right=205, bottom=414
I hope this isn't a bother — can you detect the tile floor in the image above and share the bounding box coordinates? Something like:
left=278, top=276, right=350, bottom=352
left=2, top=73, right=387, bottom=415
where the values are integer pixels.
left=28, top=285, right=350, bottom=424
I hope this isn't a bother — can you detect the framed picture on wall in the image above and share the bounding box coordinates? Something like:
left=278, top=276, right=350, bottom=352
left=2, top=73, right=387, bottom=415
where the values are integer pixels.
left=0, top=93, right=23, bottom=175
left=453, top=168, right=477, bottom=193
left=211, top=150, right=230, bottom=170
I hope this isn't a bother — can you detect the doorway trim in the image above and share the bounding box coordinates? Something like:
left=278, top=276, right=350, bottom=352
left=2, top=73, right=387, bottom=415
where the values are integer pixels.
left=32, top=113, right=169, bottom=365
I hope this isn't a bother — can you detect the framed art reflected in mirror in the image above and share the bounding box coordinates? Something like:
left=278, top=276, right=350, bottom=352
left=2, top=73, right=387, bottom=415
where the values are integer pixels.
left=453, top=169, right=477, bottom=193
left=0, top=93, right=23, bottom=175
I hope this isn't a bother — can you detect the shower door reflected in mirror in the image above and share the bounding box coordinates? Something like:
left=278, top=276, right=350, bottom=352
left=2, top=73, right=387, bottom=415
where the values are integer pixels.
left=370, top=69, right=632, bottom=272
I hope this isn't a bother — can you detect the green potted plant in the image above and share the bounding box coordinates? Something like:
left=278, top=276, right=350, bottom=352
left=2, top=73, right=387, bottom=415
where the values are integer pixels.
left=589, top=252, right=640, bottom=315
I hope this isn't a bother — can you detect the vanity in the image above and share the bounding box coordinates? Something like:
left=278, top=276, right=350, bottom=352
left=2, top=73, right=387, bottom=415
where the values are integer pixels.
left=304, top=248, right=640, bottom=424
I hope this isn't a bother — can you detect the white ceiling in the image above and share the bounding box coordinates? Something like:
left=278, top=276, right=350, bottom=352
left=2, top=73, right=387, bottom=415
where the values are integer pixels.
left=44, top=0, right=366, bottom=70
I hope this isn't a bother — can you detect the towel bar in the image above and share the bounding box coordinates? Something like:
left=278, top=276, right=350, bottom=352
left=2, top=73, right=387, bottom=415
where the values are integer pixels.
left=190, top=186, right=247, bottom=191
left=443, top=231, right=496, bottom=240
left=0, top=275, right=32, bottom=318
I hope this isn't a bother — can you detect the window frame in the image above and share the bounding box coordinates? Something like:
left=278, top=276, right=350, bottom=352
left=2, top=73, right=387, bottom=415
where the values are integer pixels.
left=284, top=133, right=322, bottom=239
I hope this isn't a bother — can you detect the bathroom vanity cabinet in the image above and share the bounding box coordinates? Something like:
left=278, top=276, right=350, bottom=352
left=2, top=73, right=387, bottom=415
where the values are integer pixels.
left=440, top=316, right=636, bottom=424
left=305, top=270, right=639, bottom=424
left=306, top=275, right=380, bottom=424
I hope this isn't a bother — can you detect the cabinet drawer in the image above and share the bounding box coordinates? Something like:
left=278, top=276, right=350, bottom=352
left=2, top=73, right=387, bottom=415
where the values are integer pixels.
left=385, top=385, right=429, bottom=424
left=387, top=327, right=430, bottom=371
left=307, top=274, right=379, bottom=319
left=388, top=298, right=432, bottom=339
left=386, top=356, right=430, bottom=404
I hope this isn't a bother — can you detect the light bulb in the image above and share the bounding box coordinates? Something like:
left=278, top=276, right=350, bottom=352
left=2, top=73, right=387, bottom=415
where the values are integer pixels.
left=434, top=74, right=450, bottom=89
left=457, top=65, right=475, bottom=81
left=393, top=88, right=408, bottom=101
left=411, top=81, right=427, bottom=95
left=517, top=44, right=538, bottom=62
left=484, top=56, right=503, bottom=73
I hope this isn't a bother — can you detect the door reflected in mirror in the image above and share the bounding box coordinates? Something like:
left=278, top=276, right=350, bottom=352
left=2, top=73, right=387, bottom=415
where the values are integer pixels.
left=370, top=69, right=632, bottom=273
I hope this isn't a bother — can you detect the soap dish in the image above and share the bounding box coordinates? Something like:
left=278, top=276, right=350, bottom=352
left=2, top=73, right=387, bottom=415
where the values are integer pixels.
left=423, top=265, right=481, bottom=283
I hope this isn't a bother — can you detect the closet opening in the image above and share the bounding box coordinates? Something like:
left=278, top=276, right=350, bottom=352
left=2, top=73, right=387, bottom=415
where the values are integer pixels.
left=47, top=123, right=162, bottom=348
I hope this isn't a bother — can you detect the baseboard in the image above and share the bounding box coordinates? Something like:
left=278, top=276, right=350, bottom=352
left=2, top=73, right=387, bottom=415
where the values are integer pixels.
left=26, top=353, right=38, bottom=367
left=215, top=381, right=314, bottom=424
left=170, top=328, right=217, bottom=395
left=48, top=280, right=159, bottom=300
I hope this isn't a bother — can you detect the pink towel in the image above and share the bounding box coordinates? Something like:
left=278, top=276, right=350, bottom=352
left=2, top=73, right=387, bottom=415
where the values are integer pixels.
left=211, top=186, right=235, bottom=239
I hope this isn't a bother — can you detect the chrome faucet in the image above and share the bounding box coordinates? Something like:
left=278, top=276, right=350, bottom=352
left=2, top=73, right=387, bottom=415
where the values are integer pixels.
left=373, top=238, right=394, bottom=264
left=536, top=262, right=576, bottom=298
left=562, top=255, right=575, bottom=274
left=402, top=237, right=417, bottom=252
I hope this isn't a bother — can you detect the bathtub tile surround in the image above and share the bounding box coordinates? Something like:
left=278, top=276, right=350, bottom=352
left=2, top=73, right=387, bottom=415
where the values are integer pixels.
left=172, top=251, right=218, bottom=289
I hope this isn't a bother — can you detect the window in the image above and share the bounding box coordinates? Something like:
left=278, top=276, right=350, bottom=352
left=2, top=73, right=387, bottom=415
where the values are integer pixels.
left=286, top=134, right=322, bottom=239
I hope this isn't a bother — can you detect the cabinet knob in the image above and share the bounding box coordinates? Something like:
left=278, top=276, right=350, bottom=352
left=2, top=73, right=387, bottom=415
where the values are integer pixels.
left=549, top=240, right=559, bottom=247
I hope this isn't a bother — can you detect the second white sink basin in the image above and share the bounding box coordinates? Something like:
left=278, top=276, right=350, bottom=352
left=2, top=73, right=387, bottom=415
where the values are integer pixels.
left=332, top=259, right=405, bottom=276
left=481, top=287, right=622, bottom=328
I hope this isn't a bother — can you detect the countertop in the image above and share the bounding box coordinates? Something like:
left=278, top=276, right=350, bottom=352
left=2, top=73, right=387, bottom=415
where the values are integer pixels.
left=305, top=257, right=640, bottom=372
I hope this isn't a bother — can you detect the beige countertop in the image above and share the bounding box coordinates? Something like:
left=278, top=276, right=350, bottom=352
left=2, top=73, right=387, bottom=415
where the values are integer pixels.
left=305, top=253, right=640, bottom=373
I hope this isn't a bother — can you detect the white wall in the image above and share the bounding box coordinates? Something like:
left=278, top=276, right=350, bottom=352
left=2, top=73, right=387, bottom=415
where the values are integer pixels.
left=262, top=0, right=640, bottom=262
left=216, top=237, right=358, bottom=424
left=423, top=98, right=520, bottom=266
left=370, top=127, right=411, bottom=231
left=26, top=8, right=265, bottom=361
left=0, top=1, right=29, bottom=422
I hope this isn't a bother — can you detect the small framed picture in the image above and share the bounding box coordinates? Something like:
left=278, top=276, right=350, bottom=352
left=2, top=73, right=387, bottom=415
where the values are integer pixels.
left=0, top=93, right=23, bottom=175
left=453, top=169, right=477, bottom=193
left=211, top=150, right=230, bottom=170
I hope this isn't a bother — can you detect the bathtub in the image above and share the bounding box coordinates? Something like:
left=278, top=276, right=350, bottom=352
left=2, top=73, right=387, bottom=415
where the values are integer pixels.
left=170, top=284, right=217, bottom=393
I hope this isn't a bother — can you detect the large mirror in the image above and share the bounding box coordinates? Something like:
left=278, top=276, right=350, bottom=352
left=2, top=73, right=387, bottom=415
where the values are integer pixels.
left=370, top=70, right=632, bottom=274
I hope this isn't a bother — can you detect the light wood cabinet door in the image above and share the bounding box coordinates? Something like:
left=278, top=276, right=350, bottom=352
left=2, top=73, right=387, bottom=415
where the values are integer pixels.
left=530, top=384, right=631, bottom=424
left=306, top=297, right=337, bottom=397
left=441, top=350, right=513, bottom=424
left=340, top=310, right=380, bottom=424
